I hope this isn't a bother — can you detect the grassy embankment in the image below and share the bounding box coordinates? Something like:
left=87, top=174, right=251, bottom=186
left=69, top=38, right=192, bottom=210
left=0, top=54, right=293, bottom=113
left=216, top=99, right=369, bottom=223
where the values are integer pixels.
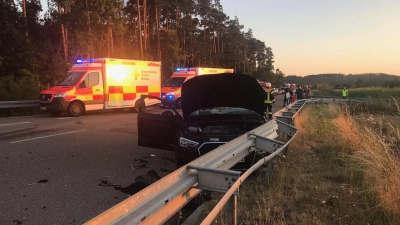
left=313, top=87, right=400, bottom=117
left=313, top=87, right=400, bottom=99
left=193, top=95, right=400, bottom=224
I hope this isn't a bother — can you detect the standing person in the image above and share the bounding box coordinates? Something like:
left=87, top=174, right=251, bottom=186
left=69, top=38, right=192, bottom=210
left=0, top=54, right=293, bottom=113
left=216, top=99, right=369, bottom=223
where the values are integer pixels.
left=291, top=84, right=297, bottom=103
left=263, top=82, right=275, bottom=120
left=305, top=85, right=312, bottom=98
left=342, top=87, right=348, bottom=98
left=296, top=85, right=304, bottom=100
left=283, top=84, right=292, bottom=107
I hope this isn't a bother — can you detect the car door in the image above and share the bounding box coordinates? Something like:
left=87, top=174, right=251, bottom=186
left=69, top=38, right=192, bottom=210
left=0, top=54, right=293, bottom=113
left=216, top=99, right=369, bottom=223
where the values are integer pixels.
left=138, top=111, right=183, bottom=151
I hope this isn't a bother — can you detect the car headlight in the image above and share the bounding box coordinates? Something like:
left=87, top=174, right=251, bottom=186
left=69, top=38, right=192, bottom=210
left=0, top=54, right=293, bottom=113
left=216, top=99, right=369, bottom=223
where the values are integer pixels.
left=54, top=93, right=67, bottom=97
left=179, top=137, right=199, bottom=148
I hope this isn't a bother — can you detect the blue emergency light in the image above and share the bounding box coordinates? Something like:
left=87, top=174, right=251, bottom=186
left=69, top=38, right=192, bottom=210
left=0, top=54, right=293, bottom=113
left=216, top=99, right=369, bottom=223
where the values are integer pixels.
left=176, top=68, right=189, bottom=72
left=76, top=58, right=94, bottom=64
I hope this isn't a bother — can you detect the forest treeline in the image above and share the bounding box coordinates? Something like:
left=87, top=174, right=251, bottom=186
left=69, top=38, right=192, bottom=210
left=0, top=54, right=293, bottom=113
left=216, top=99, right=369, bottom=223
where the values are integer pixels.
left=285, top=73, right=400, bottom=89
left=0, top=0, right=285, bottom=100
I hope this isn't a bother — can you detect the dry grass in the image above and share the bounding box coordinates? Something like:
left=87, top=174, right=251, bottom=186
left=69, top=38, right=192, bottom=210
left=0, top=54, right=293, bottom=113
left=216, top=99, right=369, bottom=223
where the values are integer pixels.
left=190, top=102, right=400, bottom=225
left=336, top=105, right=400, bottom=213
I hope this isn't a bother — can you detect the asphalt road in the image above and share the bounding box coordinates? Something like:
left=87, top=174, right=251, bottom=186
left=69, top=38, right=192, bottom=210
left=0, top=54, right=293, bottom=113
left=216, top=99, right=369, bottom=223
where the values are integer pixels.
left=0, top=94, right=285, bottom=225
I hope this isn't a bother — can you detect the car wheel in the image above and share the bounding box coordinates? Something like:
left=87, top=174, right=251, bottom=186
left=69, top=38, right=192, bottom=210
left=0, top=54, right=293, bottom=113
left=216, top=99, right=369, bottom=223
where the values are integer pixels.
left=67, top=102, right=83, bottom=117
left=50, top=111, right=61, bottom=116
left=175, top=98, right=182, bottom=109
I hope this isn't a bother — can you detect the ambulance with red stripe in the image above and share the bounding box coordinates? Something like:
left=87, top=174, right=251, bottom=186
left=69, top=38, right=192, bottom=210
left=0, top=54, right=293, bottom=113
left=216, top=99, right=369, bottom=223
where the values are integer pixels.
left=39, top=58, right=161, bottom=117
left=160, top=67, right=234, bottom=108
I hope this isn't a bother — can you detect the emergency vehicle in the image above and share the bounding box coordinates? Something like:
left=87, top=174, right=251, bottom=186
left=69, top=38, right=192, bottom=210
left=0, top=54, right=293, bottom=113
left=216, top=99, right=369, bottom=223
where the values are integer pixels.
left=39, top=58, right=161, bottom=117
left=160, top=67, right=234, bottom=108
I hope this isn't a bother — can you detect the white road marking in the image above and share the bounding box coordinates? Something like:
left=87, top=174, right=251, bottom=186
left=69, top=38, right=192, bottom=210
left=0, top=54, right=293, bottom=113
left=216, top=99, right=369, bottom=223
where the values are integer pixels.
left=57, top=117, right=74, bottom=120
left=0, top=115, right=48, bottom=120
left=9, top=129, right=86, bottom=144
left=0, top=122, right=32, bottom=127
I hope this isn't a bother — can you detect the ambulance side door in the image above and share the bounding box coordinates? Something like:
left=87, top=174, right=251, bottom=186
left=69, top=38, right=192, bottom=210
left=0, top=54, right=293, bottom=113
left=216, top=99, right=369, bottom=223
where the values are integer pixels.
left=76, top=71, right=104, bottom=110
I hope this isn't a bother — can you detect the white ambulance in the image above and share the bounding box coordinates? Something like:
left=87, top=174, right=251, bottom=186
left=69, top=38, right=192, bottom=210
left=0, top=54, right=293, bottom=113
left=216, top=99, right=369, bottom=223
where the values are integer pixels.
left=160, top=67, right=234, bottom=108
left=39, top=58, right=161, bottom=116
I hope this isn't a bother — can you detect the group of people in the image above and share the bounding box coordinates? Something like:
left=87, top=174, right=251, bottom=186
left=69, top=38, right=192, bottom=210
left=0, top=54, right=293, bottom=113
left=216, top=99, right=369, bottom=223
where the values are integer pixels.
left=261, top=82, right=313, bottom=120
left=283, top=84, right=312, bottom=107
left=262, top=82, right=349, bottom=120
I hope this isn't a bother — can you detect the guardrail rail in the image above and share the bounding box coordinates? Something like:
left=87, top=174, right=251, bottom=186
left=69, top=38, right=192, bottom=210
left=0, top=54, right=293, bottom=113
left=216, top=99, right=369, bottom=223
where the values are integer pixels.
left=0, top=100, right=39, bottom=109
left=0, top=96, right=376, bottom=109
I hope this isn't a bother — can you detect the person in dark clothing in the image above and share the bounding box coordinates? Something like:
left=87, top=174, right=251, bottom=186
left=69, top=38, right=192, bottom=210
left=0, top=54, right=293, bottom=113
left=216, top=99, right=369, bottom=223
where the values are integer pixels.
left=283, top=84, right=292, bottom=107
left=296, top=85, right=304, bottom=100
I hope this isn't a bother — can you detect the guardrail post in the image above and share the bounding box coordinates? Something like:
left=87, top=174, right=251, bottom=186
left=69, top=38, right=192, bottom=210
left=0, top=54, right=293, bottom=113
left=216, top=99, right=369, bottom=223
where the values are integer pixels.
left=187, top=165, right=241, bottom=225
left=223, top=195, right=237, bottom=225
left=282, top=143, right=290, bottom=155
left=264, top=156, right=277, bottom=184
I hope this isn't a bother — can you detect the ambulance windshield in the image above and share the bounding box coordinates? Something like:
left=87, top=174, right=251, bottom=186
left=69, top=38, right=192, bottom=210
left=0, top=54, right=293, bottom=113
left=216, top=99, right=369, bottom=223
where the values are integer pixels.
left=163, top=77, right=186, bottom=88
left=56, top=71, right=86, bottom=86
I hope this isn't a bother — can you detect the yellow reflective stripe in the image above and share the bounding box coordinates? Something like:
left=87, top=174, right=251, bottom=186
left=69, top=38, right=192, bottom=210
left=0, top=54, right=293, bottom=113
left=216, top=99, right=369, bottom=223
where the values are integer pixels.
left=109, top=93, right=123, bottom=101
left=148, top=86, right=160, bottom=92
left=67, top=88, right=76, bottom=95
left=123, top=86, right=136, bottom=93
left=264, top=90, right=273, bottom=103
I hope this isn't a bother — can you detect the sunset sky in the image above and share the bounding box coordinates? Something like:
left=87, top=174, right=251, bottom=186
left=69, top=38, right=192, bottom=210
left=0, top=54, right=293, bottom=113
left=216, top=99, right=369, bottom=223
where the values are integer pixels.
left=39, top=0, right=399, bottom=76
left=220, top=0, right=400, bottom=76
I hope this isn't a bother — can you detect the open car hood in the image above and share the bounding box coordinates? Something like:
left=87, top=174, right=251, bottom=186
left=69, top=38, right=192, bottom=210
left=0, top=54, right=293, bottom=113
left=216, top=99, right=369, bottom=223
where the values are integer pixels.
left=181, top=73, right=265, bottom=119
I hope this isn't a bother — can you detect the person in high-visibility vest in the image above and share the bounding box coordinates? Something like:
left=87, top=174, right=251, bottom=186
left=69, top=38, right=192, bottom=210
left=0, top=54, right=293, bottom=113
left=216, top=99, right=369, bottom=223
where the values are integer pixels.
left=342, top=87, right=348, bottom=98
left=263, top=82, right=275, bottom=120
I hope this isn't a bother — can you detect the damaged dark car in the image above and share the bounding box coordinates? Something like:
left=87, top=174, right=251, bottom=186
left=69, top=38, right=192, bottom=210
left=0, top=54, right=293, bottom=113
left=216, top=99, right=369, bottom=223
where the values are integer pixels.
left=137, top=73, right=267, bottom=170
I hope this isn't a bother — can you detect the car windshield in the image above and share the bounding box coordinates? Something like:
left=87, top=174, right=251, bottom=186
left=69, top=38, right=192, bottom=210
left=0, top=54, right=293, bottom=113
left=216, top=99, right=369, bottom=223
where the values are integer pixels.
left=163, top=77, right=186, bottom=88
left=55, top=71, right=86, bottom=86
left=189, top=107, right=260, bottom=117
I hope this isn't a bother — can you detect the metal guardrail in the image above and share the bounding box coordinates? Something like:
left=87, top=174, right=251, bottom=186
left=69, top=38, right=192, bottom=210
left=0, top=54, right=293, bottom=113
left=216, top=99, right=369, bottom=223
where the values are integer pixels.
left=0, top=96, right=376, bottom=109
left=84, top=99, right=320, bottom=225
left=0, top=100, right=39, bottom=109
left=85, top=121, right=284, bottom=224
left=311, top=95, right=382, bottom=103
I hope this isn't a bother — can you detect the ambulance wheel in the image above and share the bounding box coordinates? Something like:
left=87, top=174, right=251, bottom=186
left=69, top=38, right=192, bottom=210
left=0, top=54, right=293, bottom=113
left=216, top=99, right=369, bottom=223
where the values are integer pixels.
left=131, top=101, right=145, bottom=113
left=68, top=102, right=84, bottom=117
left=175, top=99, right=182, bottom=109
left=50, top=111, right=61, bottom=116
